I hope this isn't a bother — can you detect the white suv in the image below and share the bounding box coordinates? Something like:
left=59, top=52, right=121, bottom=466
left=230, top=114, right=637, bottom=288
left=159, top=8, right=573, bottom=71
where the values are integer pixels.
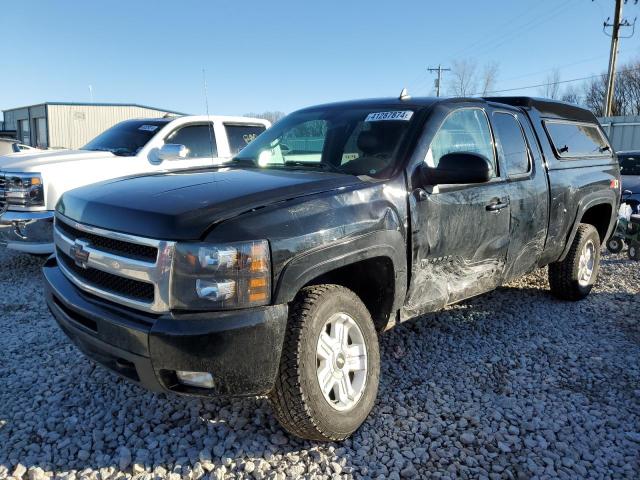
left=0, top=115, right=270, bottom=254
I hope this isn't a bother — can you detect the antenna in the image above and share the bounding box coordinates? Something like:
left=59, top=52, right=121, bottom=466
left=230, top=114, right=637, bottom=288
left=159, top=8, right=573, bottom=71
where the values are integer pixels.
left=202, top=68, right=215, bottom=163
left=399, top=88, right=411, bottom=100
left=88, top=85, right=94, bottom=103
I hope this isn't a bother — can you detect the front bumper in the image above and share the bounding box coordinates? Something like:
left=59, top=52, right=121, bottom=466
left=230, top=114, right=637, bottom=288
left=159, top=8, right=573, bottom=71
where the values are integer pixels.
left=0, top=210, right=54, bottom=254
left=43, top=256, right=289, bottom=396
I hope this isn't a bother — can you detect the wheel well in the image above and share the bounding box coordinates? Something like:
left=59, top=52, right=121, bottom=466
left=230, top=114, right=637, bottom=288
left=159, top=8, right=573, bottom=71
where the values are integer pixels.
left=580, top=203, right=613, bottom=242
left=303, top=257, right=395, bottom=332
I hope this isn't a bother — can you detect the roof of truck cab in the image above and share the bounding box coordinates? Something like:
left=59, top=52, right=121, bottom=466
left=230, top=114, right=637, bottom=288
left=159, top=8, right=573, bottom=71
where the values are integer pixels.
left=294, top=97, right=490, bottom=115
left=296, top=96, right=596, bottom=123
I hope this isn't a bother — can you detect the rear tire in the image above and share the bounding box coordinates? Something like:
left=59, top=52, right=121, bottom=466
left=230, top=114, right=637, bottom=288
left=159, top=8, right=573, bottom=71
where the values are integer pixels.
left=606, top=237, right=624, bottom=253
left=268, top=284, right=380, bottom=441
left=549, top=223, right=601, bottom=301
left=628, top=242, right=640, bottom=261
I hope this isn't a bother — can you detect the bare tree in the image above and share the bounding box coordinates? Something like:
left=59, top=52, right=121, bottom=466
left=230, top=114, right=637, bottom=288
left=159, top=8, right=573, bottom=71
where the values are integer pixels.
left=479, top=61, right=499, bottom=95
left=583, top=58, right=640, bottom=116
left=561, top=85, right=581, bottom=105
left=244, top=111, right=286, bottom=124
left=447, top=60, right=499, bottom=96
left=540, top=69, right=561, bottom=100
left=448, top=60, right=478, bottom=97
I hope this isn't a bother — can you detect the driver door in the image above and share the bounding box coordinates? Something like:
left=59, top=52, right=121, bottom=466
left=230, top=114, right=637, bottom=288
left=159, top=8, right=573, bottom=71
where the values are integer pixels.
left=403, top=107, right=511, bottom=318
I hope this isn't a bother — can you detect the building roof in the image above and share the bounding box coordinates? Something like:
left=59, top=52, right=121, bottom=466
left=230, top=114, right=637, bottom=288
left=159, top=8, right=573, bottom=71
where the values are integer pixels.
left=2, top=102, right=187, bottom=115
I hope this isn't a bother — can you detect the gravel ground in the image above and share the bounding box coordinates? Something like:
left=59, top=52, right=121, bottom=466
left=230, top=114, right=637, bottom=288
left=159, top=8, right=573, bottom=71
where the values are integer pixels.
left=0, top=248, right=638, bottom=480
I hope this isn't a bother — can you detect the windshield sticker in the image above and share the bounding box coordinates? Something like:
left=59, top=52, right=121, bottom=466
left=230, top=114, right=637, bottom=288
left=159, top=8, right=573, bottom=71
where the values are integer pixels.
left=138, top=125, right=159, bottom=132
left=365, top=111, right=413, bottom=122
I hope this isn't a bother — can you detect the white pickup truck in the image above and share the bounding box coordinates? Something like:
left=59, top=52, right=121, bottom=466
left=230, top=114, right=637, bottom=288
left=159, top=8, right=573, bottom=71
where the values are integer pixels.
left=0, top=115, right=270, bottom=254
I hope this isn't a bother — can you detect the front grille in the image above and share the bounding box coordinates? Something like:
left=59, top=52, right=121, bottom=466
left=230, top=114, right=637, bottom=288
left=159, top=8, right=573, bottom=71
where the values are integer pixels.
left=58, top=248, right=155, bottom=302
left=56, top=220, right=158, bottom=262
left=0, top=173, right=6, bottom=212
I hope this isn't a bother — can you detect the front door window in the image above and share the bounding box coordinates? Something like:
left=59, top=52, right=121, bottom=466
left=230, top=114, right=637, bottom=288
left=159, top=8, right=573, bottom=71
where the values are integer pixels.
left=426, top=108, right=496, bottom=174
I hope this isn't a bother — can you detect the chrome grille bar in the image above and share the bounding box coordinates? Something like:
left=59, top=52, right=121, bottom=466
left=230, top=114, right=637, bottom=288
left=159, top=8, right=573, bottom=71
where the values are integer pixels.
left=54, top=213, right=175, bottom=313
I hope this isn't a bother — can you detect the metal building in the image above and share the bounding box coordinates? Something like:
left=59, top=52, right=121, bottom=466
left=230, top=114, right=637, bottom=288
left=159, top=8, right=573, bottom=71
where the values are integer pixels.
left=599, top=115, right=640, bottom=152
left=1, top=102, right=185, bottom=149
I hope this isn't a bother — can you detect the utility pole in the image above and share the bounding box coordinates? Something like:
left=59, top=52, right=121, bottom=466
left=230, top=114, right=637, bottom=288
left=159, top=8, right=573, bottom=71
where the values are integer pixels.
left=603, top=0, right=624, bottom=116
left=428, top=65, right=451, bottom=97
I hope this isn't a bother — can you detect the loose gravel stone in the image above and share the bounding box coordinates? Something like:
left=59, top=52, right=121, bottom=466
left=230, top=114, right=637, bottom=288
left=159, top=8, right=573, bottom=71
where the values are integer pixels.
left=0, top=249, right=639, bottom=478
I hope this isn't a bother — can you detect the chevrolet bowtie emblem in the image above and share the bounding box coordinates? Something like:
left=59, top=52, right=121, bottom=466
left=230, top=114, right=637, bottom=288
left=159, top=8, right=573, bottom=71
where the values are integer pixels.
left=70, top=239, right=90, bottom=268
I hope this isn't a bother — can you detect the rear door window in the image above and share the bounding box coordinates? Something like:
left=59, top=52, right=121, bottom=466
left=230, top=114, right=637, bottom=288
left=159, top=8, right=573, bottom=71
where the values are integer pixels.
left=165, top=123, right=217, bottom=158
left=225, top=124, right=266, bottom=155
left=492, top=112, right=530, bottom=176
left=544, top=121, right=610, bottom=158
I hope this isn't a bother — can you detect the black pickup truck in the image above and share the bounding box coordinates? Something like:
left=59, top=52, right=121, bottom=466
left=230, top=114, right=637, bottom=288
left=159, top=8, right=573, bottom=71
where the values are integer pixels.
left=43, top=96, right=620, bottom=441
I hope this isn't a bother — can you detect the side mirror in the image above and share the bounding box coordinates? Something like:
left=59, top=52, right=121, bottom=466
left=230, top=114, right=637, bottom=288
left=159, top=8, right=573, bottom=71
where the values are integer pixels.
left=158, top=143, right=188, bottom=161
left=421, top=152, right=493, bottom=185
left=623, top=189, right=633, bottom=196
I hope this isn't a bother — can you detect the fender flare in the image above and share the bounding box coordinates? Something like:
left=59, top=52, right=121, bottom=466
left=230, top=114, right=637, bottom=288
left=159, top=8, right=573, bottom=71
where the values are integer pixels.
left=558, top=191, right=617, bottom=261
left=273, top=229, right=407, bottom=313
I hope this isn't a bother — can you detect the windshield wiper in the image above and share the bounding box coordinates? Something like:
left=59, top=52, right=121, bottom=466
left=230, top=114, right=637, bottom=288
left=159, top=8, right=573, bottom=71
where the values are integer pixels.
left=284, top=161, right=343, bottom=173
left=111, top=149, right=134, bottom=157
left=230, top=157, right=259, bottom=168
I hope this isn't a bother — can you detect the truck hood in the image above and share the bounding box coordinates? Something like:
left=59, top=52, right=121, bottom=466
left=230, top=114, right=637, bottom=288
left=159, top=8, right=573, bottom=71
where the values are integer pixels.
left=621, top=175, right=640, bottom=193
left=57, top=167, right=365, bottom=240
left=0, top=149, right=114, bottom=171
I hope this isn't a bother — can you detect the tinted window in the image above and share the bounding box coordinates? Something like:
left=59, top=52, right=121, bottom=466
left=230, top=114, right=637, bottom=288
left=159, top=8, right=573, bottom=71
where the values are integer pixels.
left=619, top=154, right=640, bottom=175
left=426, top=108, right=496, bottom=174
left=493, top=113, right=530, bottom=176
left=225, top=124, right=266, bottom=155
left=234, top=108, right=414, bottom=178
left=82, top=119, right=168, bottom=156
left=166, top=124, right=217, bottom=158
left=545, top=121, right=609, bottom=158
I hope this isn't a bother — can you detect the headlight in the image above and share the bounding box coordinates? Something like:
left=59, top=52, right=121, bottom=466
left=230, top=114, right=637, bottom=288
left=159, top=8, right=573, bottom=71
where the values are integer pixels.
left=171, top=240, right=271, bottom=310
left=4, top=172, right=44, bottom=207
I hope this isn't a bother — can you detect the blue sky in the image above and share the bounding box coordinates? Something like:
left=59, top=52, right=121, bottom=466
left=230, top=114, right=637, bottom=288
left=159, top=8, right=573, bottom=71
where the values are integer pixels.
left=1, top=0, right=639, bottom=118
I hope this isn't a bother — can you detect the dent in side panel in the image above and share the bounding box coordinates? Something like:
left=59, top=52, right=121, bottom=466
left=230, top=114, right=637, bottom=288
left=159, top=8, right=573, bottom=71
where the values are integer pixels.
left=207, top=176, right=409, bottom=298
left=401, top=186, right=509, bottom=321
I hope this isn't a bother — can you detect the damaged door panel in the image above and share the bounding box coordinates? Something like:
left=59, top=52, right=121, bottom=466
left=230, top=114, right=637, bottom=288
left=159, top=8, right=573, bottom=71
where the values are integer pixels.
left=403, top=106, right=510, bottom=319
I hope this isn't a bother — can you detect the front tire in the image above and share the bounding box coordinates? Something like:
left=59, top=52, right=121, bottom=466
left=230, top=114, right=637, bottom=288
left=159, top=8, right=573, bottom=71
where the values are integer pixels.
left=268, top=285, right=380, bottom=441
left=549, top=223, right=601, bottom=301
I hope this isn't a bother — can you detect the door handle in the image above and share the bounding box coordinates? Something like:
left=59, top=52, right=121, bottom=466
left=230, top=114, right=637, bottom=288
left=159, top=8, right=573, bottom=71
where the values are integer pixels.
left=486, top=199, right=509, bottom=212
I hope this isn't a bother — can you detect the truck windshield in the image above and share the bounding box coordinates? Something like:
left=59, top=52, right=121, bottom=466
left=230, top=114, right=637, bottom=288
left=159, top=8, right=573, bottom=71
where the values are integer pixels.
left=81, top=119, right=169, bottom=156
left=619, top=154, right=640, bottom=175
left=233, top=108, right=416, bottom=178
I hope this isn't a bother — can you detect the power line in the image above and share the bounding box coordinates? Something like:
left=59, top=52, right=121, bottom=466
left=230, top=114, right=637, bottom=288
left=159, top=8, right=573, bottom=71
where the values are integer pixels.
left=448, top=0, right=576, bottom=61
left=473, top=65, right=640, bottom=96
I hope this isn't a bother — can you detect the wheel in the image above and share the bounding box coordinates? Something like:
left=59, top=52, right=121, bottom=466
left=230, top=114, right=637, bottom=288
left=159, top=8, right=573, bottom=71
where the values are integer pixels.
left=628, top=242, right=640, bottom=261
left=549, top=223, right=601, bottom=301
left=268, top=284, right=380, bottom=441
left=606, top=237, right=624, bottom=253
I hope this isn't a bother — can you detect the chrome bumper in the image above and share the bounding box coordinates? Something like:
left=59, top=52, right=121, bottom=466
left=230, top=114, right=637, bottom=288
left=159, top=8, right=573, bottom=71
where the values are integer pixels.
left=0, top=210, right=55, bottom=254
